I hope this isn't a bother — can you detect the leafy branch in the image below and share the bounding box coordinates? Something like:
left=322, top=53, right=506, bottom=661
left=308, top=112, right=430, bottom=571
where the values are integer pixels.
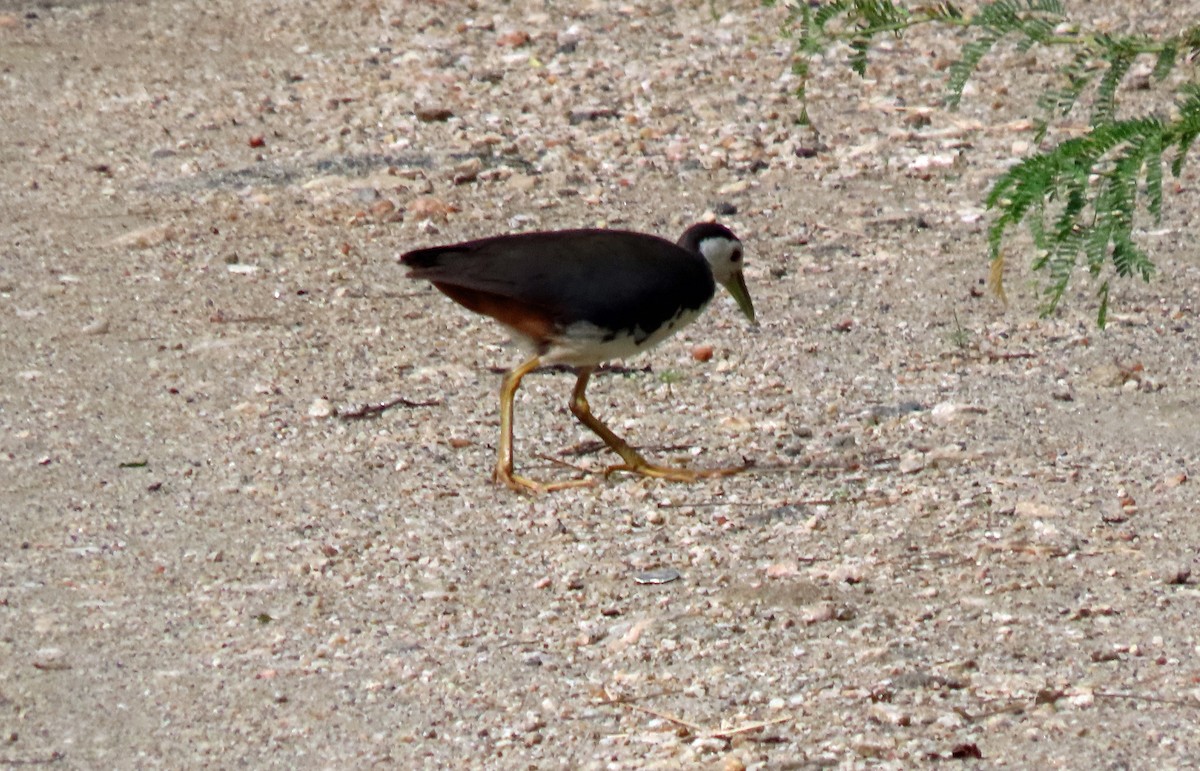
left=771, top=0, right=1200, bottom=325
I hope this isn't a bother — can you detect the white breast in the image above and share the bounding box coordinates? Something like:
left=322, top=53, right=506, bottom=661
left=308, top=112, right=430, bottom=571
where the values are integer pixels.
left=538, top=303, right=708, bottom=367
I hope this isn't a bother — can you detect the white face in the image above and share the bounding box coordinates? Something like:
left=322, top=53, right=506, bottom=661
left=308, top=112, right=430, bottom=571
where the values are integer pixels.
left=698, top=235, right=744, bottom=284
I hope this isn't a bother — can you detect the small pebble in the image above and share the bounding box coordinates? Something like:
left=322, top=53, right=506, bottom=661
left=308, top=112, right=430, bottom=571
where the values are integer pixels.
left=497, top=30, right=530, bottom=47
left=634, top=568, right=681, bottom=585
left=109, top=223, right=176, bottom=249
left=414, top=106, right=454, bottom=122
left=691, top=737, right=727, bottom=752
left=931, top=402, right=988, bottom=425
left=307, top=398, right=334, bottom=418
left=32, top=648, right=69, bottom=671
left=802, top=602, right=836, bottom=624
left=451, top=158, right=482, bottom=185
left=407, top=195, right=457, bottom=221
left=1159, top=565, right=1191, bottom=585
left=80, top=318, right=109, bottom=335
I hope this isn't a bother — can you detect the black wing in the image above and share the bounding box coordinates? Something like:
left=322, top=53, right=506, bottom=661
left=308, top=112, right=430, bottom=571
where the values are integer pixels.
left=402, top=229, right=715, bottom=334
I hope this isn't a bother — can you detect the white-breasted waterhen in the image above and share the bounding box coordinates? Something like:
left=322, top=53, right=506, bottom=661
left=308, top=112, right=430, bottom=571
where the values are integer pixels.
left=400, top=222, right=757, bottom=493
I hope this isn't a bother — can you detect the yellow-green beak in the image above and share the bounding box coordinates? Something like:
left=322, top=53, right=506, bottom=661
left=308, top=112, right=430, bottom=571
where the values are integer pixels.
left=722, top=272, right=757, bottom=326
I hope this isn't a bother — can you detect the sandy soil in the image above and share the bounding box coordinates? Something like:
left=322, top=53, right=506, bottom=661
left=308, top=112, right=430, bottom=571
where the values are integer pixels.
left=2, top=0, right=1199, bottom=767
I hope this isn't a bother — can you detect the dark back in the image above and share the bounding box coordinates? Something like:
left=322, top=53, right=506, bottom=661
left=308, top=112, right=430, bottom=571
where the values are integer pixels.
left=402, top=229, right=716, bottom=335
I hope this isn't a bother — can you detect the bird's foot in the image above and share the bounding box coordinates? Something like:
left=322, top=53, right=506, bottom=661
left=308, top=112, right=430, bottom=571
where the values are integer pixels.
left=493, top=466, right=596, bottom=494
left=603, top=457, right=753, bottom=482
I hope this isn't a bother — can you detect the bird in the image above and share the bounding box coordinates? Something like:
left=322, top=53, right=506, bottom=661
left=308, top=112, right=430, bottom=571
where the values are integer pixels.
left=400, top=221, right=757, bottom=493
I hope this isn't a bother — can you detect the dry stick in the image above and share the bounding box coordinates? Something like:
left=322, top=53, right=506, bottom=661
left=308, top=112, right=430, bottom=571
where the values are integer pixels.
left=944, top=350, right=1040, bottom=363
left=531, top=452, right=595, bottom=476
left=959, top=689, right=1199, bottom=723
left=706, top=715, right=793, bottom=739
left=1095, top=691, right=1200, bottom=708
left=656, top=492, right=878, bottom=509
left=208, top=314, right=278, bottom=325
left=741, top=462, right=887, bottom=476
left=617, top=702, right=706, bottom=733
left=984, top=350, right=1039, bottom=361
left=337, top=396, right=440, bottom=419
left=562, top=441, right=695, bottom=458
left=613, top=701, right=792, bottom=739
left=560, top=440, right=607, bottom=457
left=811, top=221, right=868, bottom=240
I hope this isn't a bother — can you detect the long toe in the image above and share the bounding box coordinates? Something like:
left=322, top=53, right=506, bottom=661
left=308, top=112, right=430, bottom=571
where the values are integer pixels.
left=693, top=460, right=754, bottom=479
left=544, top=477, right=600, bottom=492
left=603, top=462, right=700, bottom=483
left=494, top=467, right=597, bottom=494
left=604, top=459, right=752, bottom=483
left=493, top=468, right=546, bottom=494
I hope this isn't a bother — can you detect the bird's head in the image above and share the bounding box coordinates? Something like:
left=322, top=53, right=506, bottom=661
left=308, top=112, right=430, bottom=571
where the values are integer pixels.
left=680, top=222, right=757, bottom=326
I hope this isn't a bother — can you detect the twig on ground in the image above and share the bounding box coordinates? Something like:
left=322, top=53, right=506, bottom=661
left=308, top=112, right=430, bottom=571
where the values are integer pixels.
left=1095, top=691, right=1200, bottom=708
left=706, top=715, right=793, bottom=739
left=616, top=702, right=706, bottom=733
left=604, top=699, right=793, bottom=740
left=336, top=396, right=440, bottom=419
left=531, top=452, right=595, bottom=477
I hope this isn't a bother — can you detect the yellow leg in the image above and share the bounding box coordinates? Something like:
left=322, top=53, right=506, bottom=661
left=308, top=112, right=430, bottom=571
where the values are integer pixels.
left=493, top=356, right=594, bottom=494
left=568, top=368, right=748, bottom=483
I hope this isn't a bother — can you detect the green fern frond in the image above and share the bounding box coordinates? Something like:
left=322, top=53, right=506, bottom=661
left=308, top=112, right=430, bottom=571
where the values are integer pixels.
left=943, top=1, right=1067, bottom=107
left=986, top=152, right=1059, bottom=245
left=1032, top=118, right=1050, bottom=143
left=1079, top=117, right=1162, bottom=160
left=849, top=36, right=872, bottom=76
left=1042, top=249, right=1074, bottom=311
left=1096, top=281, right=1111, bottom=328
left=1152, top=42, right=1178, bottom=81
left=1084, top=213, right=1112, bottom=276
left=1015, top=17, right=1055, bottom=51
left=813, top=0, right=850, bottom=30
left=1143, top=131, right=1165, bottom=221
left=783, top=0, right=1200, bottom=325
left=1111, top=236, right=1152, bottom=281
left=1024, top=0, right=1064, bottom=14
left=1040, top=49, right=1097, bottom=119
left=1092, top=42, right=1134, bottom=125
left=1169, top=84, right=1200, bottom=175
left=857, top=0, right=908, bottom=28
left=919, top=2, right=963, bottom=22
left=974, top=0, right=1019, bottom=28
left=946, top=36, right=998, bottom=107
left=985, top=114, right=1168, bottom=318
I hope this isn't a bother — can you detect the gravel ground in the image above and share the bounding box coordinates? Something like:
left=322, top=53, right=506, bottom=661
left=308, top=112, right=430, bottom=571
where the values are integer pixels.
left=3, top=0, right=1199, bottom=768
